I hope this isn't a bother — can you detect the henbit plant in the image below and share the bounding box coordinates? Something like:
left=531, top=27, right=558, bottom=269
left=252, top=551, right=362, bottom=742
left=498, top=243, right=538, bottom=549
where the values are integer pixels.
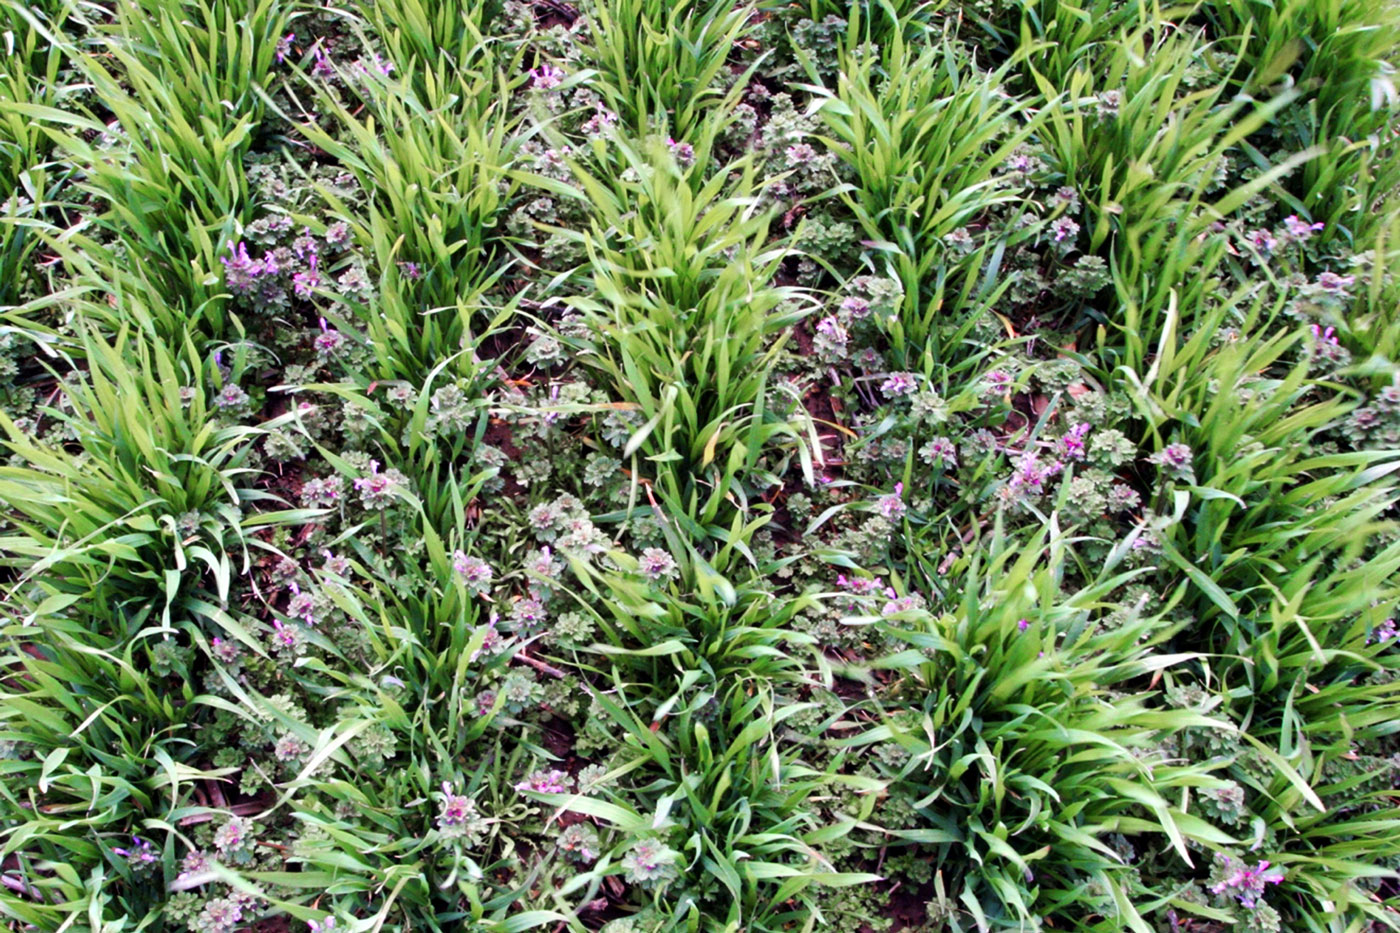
left=562, top=530, right=821, bottom=687
left=201, top=545, right=573, bottom=931
left=757, top=0, right=946, bottom=49
left=0, top=613, right=240, bottom=927
left=1024, top=31, right=1329, bottom=369
left=1099, top=280, right=1400, bottom=927
left=275, top=301, right=516, bottom=531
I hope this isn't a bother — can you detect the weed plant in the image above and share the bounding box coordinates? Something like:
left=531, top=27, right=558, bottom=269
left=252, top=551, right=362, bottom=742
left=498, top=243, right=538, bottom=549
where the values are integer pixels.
left=0, top=0, right=1398, bottom=931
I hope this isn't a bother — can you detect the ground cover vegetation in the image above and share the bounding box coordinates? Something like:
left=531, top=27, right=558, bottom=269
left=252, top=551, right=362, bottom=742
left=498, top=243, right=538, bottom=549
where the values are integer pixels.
left=0, top=0, right=1398, bottom=930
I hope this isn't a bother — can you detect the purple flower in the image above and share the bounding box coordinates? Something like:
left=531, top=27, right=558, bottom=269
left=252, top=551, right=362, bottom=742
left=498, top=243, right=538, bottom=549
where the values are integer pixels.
left=214, top=383, right=250, bottom=409
left=1209, top=857, right=1284, bottom=909
left=880, top=372, right=918, bottom=398
left=308, top=918, right=336, bottom=933
left=836, top=573, right=886, bottom=596
left=509, top=595, right=548, bottom=630
left=293, top=231, right=319, bottom=261
left=580, top=108, right=618, bottom=135
left=1370, top=618, right=1398, bottom=645
left=515, top=769, right=573, bottom=795
left=398, top=260, right=421, bottom=280
left=1310, top=324, right=1339, bottom=346
left=1246, top=228, right=1277, bottom=254
left=221, top=242, right=264, bottom=295
left=1314, top=271, right=1355, bottom=293
left=324, top=221, right=351, bottom=248
left=1107, top=483, right=1141, bottom=512
left=271, top=620, right=297, bottom=648
left=1018, top=618, right=1031, bottom=632
left=875, top=482, right=906, bottom=521
left=621, top=838, right=679, bottom=888
left=854, top=347, right=883, bottom=371
left=1050, top=216, right=1080, bottom=243
left=525, top=546, right=561, bottom=580
left=199, top=898, right=244, bottom=930
left=275, top=33, right=294, bottom=64
left=213, top=817, right=251, bottom=855
left=293, top=269, right=320, bottom=300
left=1283, top=215, right=1324, bottom=242
left=920, top=436, right=957, bottom=469
left=839, top=296, right=870, bottom=319
left=313, top=320, right=345, bottom=356
left=983, top=369, right=1013, bottom=396
left=211, top=636, right=241, bottom=663
left=176, top=849, right=209, bottom=881
left=286, top=583, right=316, bottom=625
left=438, top=786, right=478, bottom=831
left=638, top=547, right=678, bottom=582
left=785, top=143, right=817, bottom=164
left=1149, top=443, right=1194, bottom=481
left=882, top=594, right=922, bottom=617
left=467, top=615, right=504, bottom=662
left=558, top=823, right=599, bottom=863
left=1011, top=454, right=1052, bottom=494
left=667, top=137, right=695, bottom=167
left=274, top=734, right=309, bottom=762
left=1004, top=153, right=1035, bottom=173
left=322, top=551, right=352, bottom=576
left=1059, top=423, right=1092, bottom=461
left=363, top=53, right=394, bottom=76
left=452, top=551, right=494, bottom=596
left=1156, top=443, right=1192, bottom=467
left=311, top=44, right=336, bottom=81
left=113, top=836, right=160, bottom=869
left=531, top=62, right=565, bottom=89
left=353, top=460, right=406, bottom=509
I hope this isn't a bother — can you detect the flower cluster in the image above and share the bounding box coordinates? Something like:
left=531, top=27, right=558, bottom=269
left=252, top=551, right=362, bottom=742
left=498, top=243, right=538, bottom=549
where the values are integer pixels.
left=1209, top=856, right=1284, bottom=909
left=880, top=372, right=918, bottom=398
left=515, top=768, right=573, bottom=795
left=353, top=460, right=408, bottom=510
left=874, top=483, right=906, bottom=521
left=1148, top=443, right=1195, bottom=483
left=212, top=816, right=256, bottom=866
left=452, top=551, right=495, bottom=597
left=621, top=838, right=680, bottom=890
left=637, top=547, right=678, bottom=582
left=113, top=835, right=160, bottom=874
left=1370, top=618, right=1398, bottom=645
left=557, top=823, right=599, bottom=863
left=436, top=783, right=489, bottom=845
